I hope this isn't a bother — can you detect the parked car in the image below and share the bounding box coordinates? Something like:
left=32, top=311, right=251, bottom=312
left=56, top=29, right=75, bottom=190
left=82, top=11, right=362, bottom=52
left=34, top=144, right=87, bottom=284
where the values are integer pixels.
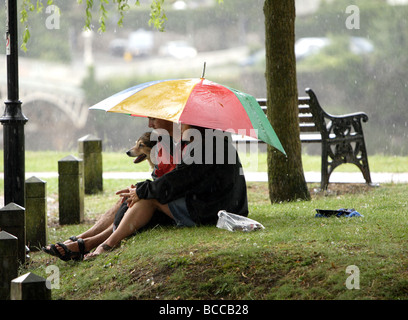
left=295, top=36, right=374, bottom=60
left=109, top=38, right=128, bottom=57
left=349, top=36, right=374, bottom=55
left=159, top=41, right=197, bottom=59
left=109, top=29, right=154, bottom=58
left=241, top=36, right=374, bottom=66
left=126, top=29, right=154, bottom=57
left=295, top=37, right=331, bottom=61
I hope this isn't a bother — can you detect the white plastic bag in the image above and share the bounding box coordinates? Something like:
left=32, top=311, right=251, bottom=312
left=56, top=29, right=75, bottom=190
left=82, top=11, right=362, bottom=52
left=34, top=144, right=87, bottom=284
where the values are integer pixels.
left=216, top=210, right=265, bottom=232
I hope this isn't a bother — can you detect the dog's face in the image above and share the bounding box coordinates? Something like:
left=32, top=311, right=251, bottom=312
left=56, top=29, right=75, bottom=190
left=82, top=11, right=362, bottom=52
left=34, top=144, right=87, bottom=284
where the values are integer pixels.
left=127, top=132, right=155, bottom=164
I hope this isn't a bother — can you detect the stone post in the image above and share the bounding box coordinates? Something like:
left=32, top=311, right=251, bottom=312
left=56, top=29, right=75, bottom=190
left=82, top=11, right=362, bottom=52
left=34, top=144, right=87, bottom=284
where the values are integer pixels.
left=25, top=176, right=47, bottom=251
left=78, top=134, right=103, bottom=194
left=10, top=272, right=51, bottom=300
left=0, top=203, right=26, bottom=263
left=58, top=155, right=84, bottom=225
left=0, top=231, right=18, bottom=300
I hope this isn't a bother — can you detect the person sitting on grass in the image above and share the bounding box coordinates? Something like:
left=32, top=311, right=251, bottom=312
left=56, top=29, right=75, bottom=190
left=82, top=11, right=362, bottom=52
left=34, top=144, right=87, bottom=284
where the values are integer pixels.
left=43, top=118, right=248, bottom=261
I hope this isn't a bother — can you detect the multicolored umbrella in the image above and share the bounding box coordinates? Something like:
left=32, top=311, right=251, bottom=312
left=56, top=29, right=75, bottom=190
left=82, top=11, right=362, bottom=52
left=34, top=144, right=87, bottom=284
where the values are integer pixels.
left=90, top=77, right=285, bottom=155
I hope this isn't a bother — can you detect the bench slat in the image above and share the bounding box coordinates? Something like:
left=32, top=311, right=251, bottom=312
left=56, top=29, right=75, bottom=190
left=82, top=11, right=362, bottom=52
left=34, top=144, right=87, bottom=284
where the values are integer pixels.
left=299, top=115, right=315, bottom=123
left=299, top=124, right=319, bottom=133
left=300, top=133, right=321, bottom=143
left=298, top=106, right=312, bottom=114
left=260, top=105, right=312, bottom=115
left=232, top=133, right=322, bottom=143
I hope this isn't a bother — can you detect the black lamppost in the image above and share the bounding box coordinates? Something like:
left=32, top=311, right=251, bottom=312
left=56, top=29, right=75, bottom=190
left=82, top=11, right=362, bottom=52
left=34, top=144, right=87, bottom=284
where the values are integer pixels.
left=1, top=0, right=28, bottom=207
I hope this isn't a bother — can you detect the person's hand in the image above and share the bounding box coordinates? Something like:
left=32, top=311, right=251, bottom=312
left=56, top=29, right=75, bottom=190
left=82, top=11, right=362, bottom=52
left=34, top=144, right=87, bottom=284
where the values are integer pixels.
left=116, top=184, right=140, bottom=207
left=116, top=187, right=130, bottom=203
left=126, top=185, right=140, bottom=207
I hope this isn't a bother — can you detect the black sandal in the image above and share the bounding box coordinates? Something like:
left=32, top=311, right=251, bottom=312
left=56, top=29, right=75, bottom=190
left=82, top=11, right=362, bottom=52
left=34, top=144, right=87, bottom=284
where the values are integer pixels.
left=42, top=236, right=79, bottom=256
left=76, top=238, right=89, bottom=258
left=55, top=242, right=80, bottom=261
left=42, top=243, right=60, bottom=256
left=43, top=238, right=88, bottom=262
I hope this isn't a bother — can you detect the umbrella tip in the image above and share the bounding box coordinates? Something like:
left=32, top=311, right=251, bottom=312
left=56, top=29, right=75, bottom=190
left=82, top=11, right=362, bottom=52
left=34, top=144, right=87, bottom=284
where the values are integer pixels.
left=201, top=62, right=206, bottom=79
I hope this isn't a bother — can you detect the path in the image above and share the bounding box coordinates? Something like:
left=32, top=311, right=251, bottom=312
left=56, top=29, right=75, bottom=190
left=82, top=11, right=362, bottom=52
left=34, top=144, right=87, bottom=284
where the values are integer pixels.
left=3, top=171, right=407, bottom=183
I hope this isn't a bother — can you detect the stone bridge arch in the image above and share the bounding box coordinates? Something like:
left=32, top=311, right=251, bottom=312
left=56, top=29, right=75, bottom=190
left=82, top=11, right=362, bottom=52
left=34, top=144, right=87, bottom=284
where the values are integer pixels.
left=1, top=84, right=91, bottom=150
left=22, top=90, right=89, bottom=129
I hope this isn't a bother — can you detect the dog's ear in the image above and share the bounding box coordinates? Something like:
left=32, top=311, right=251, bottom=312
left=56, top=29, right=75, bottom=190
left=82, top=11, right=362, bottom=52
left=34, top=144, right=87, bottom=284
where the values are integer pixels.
left=143, top=131, right=157, bottom=148
left=146, top=140, right=157, bottom=148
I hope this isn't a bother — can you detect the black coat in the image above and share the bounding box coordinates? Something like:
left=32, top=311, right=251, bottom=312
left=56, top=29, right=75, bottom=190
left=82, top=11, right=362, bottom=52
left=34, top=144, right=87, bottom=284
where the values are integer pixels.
left=136, top=135, right=248, bottom=225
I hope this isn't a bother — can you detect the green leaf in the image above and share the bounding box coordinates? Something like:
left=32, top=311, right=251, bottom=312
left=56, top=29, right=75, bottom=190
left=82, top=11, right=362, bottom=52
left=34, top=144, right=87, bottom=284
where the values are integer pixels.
left=149, top=0, right=167, bottom=32
left=36, top=0, right=44, bottom=13
left=21, top=27, right=30, bottom=52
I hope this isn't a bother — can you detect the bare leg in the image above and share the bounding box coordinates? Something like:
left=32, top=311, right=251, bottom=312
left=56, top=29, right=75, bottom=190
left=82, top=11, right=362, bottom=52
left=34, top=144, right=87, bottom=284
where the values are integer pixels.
left=56, top=199, right=123, bottom=248
left=42, top=198, right=122, bottom=257
left=85, top=199, right=173, bottom=258
left=75, top=199, right=122, bottom=240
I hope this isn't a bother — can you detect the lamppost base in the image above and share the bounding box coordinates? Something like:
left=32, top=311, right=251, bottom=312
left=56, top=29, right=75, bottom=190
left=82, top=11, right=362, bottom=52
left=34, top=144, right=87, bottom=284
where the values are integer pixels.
left=1, top=100, right=28, bottom=207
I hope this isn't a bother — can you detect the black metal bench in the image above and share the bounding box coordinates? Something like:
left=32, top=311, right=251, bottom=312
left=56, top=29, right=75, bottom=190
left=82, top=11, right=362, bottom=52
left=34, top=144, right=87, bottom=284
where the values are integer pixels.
left=236, top=88, right=372, bottom=190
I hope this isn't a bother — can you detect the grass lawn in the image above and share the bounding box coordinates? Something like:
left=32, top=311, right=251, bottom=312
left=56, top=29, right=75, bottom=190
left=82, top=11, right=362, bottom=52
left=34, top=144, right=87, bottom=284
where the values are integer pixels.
left=2, top=151, right=408, bottom=300
left=20, top=179, right=408, bottom=300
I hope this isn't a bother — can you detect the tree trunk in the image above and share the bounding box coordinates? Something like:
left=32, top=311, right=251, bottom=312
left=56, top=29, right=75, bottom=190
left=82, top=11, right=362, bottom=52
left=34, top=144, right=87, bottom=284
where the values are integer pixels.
left=264, top=0, right=310, bottom=202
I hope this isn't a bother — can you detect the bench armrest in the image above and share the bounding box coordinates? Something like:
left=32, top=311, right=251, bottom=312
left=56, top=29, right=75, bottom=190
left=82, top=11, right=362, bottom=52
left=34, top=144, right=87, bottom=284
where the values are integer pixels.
left=305, top=88, right=369, bottom=139
left=325, top=113, right=368, bottom=140
left=325, top=111, right=369, bottom=123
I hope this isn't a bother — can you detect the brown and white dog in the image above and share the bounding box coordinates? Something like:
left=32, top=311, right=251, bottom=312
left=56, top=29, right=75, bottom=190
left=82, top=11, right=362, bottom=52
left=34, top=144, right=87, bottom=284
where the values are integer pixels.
left=126, top=132, right=157, bottom=169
